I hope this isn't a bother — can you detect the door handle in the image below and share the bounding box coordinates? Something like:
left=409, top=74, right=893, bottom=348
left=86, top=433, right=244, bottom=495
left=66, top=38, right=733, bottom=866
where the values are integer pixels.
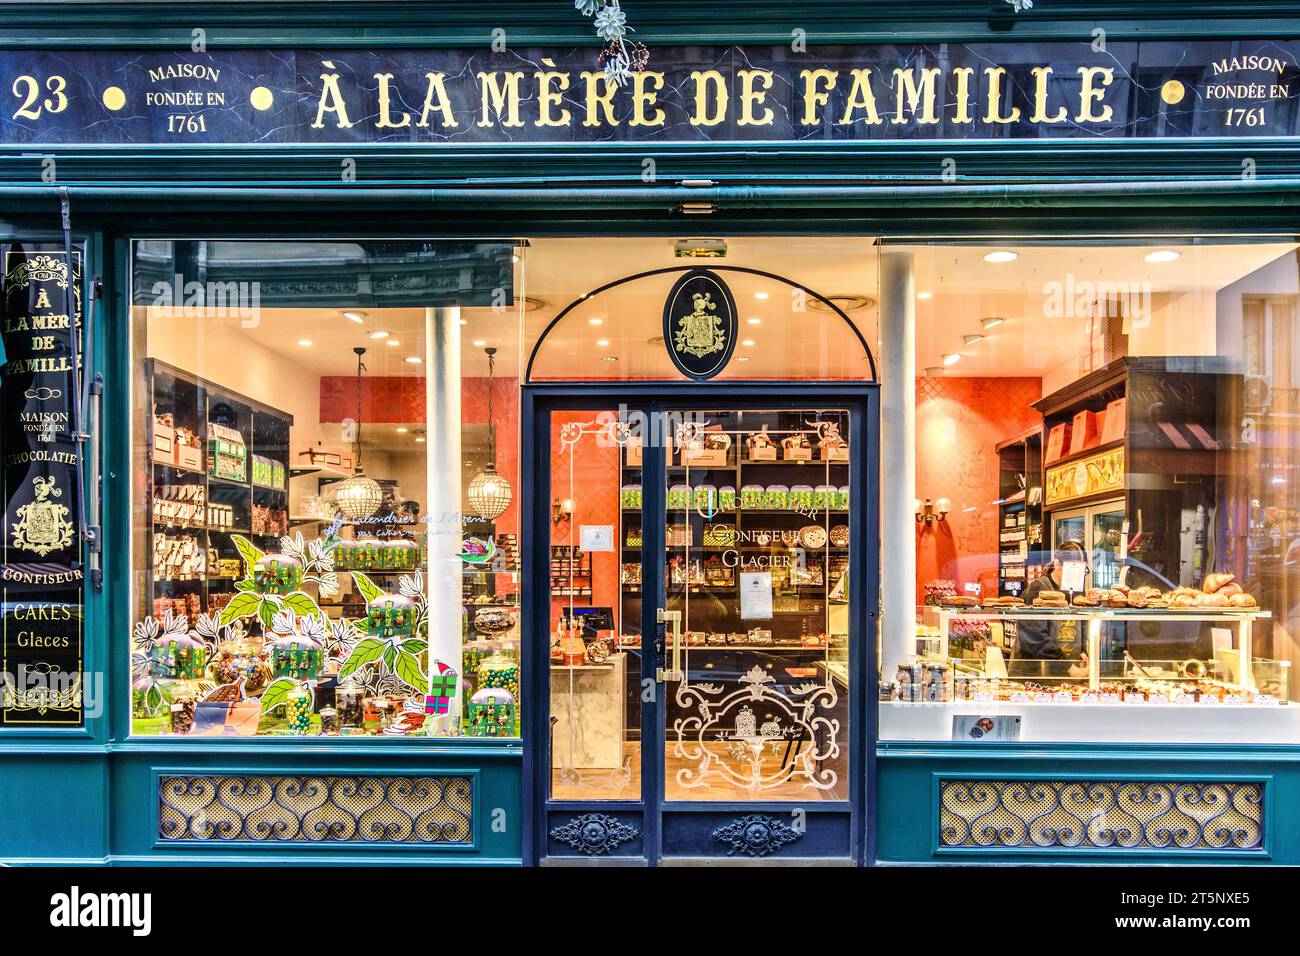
left=655, top=608, right=683, bottom=682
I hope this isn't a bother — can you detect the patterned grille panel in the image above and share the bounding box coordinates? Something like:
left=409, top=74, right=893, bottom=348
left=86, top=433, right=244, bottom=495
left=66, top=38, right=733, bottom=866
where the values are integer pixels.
left=159, top=775, right=473, bottom=844
left=939, top=780, right=1263, bottom=851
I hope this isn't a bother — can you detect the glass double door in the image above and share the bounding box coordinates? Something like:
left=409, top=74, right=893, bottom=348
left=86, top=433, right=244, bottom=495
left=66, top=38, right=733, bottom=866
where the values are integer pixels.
left=536, top=392, right=867, bottom=863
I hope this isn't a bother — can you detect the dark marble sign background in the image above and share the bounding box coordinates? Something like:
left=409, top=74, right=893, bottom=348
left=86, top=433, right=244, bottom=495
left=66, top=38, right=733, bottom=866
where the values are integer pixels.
left=0, top=41, right=1296, bottom=145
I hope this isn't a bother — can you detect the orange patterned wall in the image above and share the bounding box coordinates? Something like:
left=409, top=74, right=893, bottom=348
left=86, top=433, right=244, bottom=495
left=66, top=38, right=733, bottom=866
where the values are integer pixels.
left=915, top=377, right=1042, bottom=602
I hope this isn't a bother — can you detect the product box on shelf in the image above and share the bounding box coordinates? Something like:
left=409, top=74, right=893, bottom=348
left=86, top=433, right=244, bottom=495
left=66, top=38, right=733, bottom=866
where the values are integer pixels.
left=152, top=420, right=175, bottom=464
left=208, top=423, right=247, bottom=481
left=1068, top=409, right=1100, bottom=457
left=781, top=434, right=813, bottom=461
left=745, top=428, right=778, bottom=461
left=175, top=427, right=203, bottom=471
left=625, top=435, right=670, bottom=467
left=1100, top=397, right=1127, bottom=444
left=1044, top=422, right=1070, bottom=463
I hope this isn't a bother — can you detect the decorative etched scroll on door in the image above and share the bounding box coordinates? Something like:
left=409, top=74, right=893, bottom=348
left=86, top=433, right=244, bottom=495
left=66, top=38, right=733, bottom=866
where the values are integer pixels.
left=673, top=665, right=839, bottom=793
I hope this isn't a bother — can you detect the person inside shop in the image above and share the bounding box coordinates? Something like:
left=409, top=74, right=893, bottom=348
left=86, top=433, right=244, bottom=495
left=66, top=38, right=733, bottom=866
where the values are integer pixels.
left=1013, top=540, right=1090, bottom=679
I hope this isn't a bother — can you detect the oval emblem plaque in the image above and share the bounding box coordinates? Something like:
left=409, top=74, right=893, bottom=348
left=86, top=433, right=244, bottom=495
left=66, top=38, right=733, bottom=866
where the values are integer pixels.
left=662, top=269, right=738, bottom=381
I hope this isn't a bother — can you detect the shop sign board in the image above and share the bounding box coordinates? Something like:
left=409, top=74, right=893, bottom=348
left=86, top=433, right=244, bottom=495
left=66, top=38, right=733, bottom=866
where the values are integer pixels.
left=1045, top=446, right=1125, bottom=507
left=0, top=43, right=1299, bottom=145
left=0, top=244, right=85, bottom=726
left=662, top=269, right=737, bottom=381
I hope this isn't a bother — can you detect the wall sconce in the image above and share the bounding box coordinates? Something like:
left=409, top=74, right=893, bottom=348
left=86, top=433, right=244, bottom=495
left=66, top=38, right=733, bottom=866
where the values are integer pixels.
left=552, top=497, right=574, bottom=525
left=915, top=497, right=951, bottom=525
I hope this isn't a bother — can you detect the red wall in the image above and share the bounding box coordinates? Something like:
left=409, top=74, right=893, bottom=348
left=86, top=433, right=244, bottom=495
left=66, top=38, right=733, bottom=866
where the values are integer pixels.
left=319, top=375, right=521, bottom=535
left=915, top=376, right=1042, bottom=602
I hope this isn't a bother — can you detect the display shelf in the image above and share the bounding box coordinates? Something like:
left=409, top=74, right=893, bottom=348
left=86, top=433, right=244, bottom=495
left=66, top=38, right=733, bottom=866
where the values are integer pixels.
left=144, top=357, right=294, bottom=619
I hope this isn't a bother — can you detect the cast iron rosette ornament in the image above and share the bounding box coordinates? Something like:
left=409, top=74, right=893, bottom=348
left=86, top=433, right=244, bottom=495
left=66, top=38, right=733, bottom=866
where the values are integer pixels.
left=712, top=813, right=802, bottom=857
left=550, top=812, right=639, bottom=856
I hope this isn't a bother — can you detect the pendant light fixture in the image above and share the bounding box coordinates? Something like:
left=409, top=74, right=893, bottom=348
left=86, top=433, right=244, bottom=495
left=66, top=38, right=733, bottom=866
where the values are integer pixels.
left=467, top=346, right=513, bottom=521
left=334, top=346, right=384, bottom=521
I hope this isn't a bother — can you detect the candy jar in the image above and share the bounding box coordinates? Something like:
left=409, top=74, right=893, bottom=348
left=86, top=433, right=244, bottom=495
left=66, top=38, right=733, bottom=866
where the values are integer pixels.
left=319, top=706, right=338, bottom=736
left=169, top=694, right=196, bottom=735
left=667, top=483, right=691, bottom=511
left=286, top=684, right=312, bottom=735
left=837, top=484, right=851, bottom=510
left=150, top=630, right=207, bottom=680
left=740, top=484, right=765, bottom=510
left=692, top=484, right=718, bottom=515
left=476, top=645, right=520, bottom=735
left=467, top=687, right=516, bottom=738
left=718, top=485, right=736, bottom=511
left=253, top=553, right=303, bottom=595
left=337, top=678, right=365, bottom=733
left=791, top=484, right=815, bottom=511
left=365, top=594, right=417, bottom=640
left=765, top=484, right=790, bottom=510
left=271, top=633, right=323, bottom=680
left=620, top=484, right=642, bottom=510
left=394, top=538, right=420, bottom=570
left=814, top=484, right=835, bottom=511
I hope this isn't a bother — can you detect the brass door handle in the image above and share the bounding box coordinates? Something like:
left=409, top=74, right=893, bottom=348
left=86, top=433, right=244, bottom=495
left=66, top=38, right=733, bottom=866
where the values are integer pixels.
left=656, top=608, right=683, bottom=682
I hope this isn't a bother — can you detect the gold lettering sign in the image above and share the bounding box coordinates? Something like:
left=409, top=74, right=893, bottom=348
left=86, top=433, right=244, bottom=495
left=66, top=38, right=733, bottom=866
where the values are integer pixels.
left=1045, top=447, right=1125, bottom=506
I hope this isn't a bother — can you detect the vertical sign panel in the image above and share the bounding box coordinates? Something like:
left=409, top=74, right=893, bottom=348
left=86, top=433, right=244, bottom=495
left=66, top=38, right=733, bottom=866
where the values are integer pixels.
left=0, top=243, right=85, bottom=726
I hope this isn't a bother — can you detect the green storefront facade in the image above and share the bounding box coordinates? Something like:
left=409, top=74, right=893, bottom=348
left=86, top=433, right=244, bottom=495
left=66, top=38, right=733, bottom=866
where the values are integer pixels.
left=2, top=0, right=1300, bottom=865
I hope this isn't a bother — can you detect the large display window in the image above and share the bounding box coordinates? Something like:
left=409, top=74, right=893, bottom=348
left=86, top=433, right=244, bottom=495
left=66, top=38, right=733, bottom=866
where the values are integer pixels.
left=887, top=237, right=1300, bottom=743
left=128, top=240, right=523, bottom=738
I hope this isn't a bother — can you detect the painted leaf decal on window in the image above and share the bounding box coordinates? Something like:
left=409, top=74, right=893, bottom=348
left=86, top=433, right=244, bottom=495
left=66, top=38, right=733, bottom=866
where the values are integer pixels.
left=351, top=570, right=385, bottom=604
left=217, top=591, right=261, bottom=627
left=338, top=637, right=385, bottom=679
left=394, top=650, right=427, bottom=692
left=230, top=534, right=265, bottom=577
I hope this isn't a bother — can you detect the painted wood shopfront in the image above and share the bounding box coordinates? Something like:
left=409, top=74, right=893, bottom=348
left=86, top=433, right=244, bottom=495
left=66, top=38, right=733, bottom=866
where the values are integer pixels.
left=2, top=1, right=1300, bottom=865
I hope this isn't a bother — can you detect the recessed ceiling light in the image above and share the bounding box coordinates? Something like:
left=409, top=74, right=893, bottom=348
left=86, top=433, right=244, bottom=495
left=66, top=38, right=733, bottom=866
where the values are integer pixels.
left=386, top=339, right=400, bottom=347
left=942, top=353, right=961, bottom=366
left=917, top=290, right=933, bottom=301
left=754, top=291, right=769, bottom=300
left=601, top=355, right=618, bottom=362
left=414, top=436, right=426, bottom=444
left=472, top=339, right=487, bottom=347
left=596, top=339, right=610, bottom=347
left=1145, top=250, right=1181, bottom=263
left=737, top=356, right=751, bottom=362
left=405, top=356, right=422, bottom=364
left=981, top=317, right=1005, bottom=330
left=396, top=427, right=408, bottom=434
left=924, top=366, right=945, bottom=376
left=297, top=338, right=312, bottom=347
left=963, top=334, right=984, bottom=346
left=984, top=251, right=1018, bottom=263
left=747, top=317, right=761, bottom=325
left=742, top=339, right=755, bottom=347
left=343, top=311, right=365, bottom=324
left=369, top=330, right=390, bottom=340
left=459, top=318, right=467, bottom=326
left=589, top=317, right=604, bottom=326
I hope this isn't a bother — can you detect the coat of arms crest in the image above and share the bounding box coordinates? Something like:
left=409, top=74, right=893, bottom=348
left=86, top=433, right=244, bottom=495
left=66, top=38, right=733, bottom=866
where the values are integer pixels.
left=10, top=476, right=74, bottom=557
left=673, top=291, right=726, bottom=358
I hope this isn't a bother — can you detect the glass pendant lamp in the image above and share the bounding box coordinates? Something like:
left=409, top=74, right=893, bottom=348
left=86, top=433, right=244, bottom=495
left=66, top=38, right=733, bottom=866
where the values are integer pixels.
left=467, top=346, right=513, bottom=520
left=334, top=346, right=383, bottom=521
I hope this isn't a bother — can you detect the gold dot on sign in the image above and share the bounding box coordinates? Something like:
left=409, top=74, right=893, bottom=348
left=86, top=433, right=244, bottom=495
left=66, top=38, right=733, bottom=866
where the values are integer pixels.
left=249, top=86, right=274, bottom=111
left=101, top=86, right=126, bottom=111
left=1161, top=80, right=1186, bottom=105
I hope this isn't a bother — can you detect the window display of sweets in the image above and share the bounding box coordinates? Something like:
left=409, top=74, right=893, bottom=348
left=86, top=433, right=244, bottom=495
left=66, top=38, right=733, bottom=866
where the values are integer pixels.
left=253, top=553, right=303, bottom=594
left=149, top=631, right=206, bottom=680
left=207, top=637, right=271, bottom=693
left=270, top=632, right=324, bottom=680
left=208, top=423, right=247, bottom=481
left=668, top=483, right=691, bottom=510
left=334, top=537, right=420, bottom=571
left=718, top=485, right=736, bottom=511
left=337, top=678, right=365, bottom=732
left=365, top=594, right=418, bottom=640
left=467, top=687, right=516, bottom=737
left=620, top=484, right=642, bottom=509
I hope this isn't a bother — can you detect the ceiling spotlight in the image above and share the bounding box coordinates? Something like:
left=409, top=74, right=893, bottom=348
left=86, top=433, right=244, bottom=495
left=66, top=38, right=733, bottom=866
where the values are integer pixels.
left=963, top=334, right=984, bottom=346
left=747, top=317, right=762, bottom=325
left=343, top=311, right=365, bottom=324
left=589, top=317, right=604, bottom=325
left=984, top=251, right=1019, bottom=264
left=297, top=339, right=312, bottom=347
left=369, top=330, right=390, bottom=340
left=981, top=317, right=1005, bottom=330
left=1145, top=250, right=1181, bottom=263
left=405, top=356, right=422, bottom=364
left=396, top=427, right=408, bottom=434
left=596, top=338, right=610, bottom=347
left=414, top=436, right=426, bottom=444
left=737, top=356, right=751, bottom=363
left=601, top=355, right=618, bottom=362
left=742, top=339, right=755, bottom=347
left=472, top=339, right=487, bottom=347
left=924, top=366, right=945, bottom=376
left=942, top=353, right=962, bottom=366
left=917, top=290, right=933, bottom=301
left=386, top=339, right=400, bottom=347
left=754, top=291, right=769, bottom=300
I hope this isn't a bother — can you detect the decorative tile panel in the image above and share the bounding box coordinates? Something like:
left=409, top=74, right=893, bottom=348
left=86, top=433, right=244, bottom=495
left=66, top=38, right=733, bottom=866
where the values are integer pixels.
left=159, top=775, right=472, bottom=844
left=939, top=779, right=1263, bottom=851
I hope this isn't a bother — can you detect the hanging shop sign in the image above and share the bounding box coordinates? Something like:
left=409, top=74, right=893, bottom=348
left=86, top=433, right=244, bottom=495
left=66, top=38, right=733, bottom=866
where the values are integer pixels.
left=1, top=42, right=1299, bottom=145
left=0, top=243, right=85, bottom=726
left=662, top=269, right=737, bottom=381
left=1045, top=446, right=1126, bottom=507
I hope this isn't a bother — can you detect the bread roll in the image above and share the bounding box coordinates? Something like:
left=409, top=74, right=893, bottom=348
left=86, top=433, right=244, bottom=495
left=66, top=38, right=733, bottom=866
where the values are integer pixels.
left=1204, top=572, right=1235, bottom=594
